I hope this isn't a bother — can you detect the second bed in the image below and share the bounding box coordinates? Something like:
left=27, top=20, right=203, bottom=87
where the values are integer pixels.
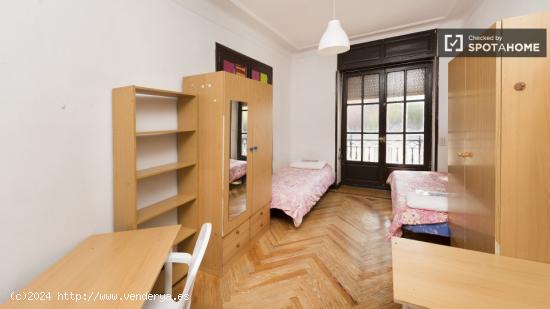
left=271, top=164, right=335, bottom=227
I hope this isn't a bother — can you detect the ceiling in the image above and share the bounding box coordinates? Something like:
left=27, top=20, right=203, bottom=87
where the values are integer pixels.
left=208, top=0, right=482, bottom=51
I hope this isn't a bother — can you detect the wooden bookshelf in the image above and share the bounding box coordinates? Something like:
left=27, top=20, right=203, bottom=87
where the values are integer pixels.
left=112, top=85, right=199, bottom=290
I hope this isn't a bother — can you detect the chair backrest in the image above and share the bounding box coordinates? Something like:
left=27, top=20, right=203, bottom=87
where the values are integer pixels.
left=178, top=223, right=212, bottom=308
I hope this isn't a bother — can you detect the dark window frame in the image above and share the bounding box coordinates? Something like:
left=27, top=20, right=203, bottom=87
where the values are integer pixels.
left=215, top=43, right=273, bottom=85
left=342, top=68, right=385, bottom=164
left=342, top=62, right=432, bottom=167
left=383, top=63, right=432, bottom=167
left=237, top=103, right=248, bottom=160
left=337, top=29, right=438, bottom=187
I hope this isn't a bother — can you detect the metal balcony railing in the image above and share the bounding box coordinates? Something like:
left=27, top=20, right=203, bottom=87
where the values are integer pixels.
left=346, top=137, right=423, bottom=164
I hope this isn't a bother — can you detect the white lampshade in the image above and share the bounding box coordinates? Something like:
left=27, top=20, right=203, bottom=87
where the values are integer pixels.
left=318, top=19, right=350, bottom=55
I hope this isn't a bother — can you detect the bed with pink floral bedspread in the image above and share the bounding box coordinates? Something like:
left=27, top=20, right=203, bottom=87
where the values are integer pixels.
left=387, top=170, right=448, bottom=237
left=271, top=165, right=335, bottom=227
left=229, top=159, right=247, bottom=182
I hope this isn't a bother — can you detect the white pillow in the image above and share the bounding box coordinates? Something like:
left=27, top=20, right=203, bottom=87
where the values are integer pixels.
left=406, top=191, right=448, bottom=212
left=290, top=160, right=327, bottom=170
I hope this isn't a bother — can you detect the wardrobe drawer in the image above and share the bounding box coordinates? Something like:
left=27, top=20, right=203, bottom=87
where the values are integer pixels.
left=223, top=220, right=249, bottom=262
left=251, top=206, right=269, bottom=236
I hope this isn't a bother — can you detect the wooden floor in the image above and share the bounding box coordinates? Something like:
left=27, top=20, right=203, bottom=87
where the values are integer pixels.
left=229, top=183, right=247, bottom=219
left=196, top=186, right=401, bottom=308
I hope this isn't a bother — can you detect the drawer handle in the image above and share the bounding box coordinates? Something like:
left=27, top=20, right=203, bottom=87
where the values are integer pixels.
left=260, top=223, right=264, bottom=227
left=457, top=151, right=473, bottom=158
left=236, top=230, right=239, bottom=235
left=236, top=243, right=240, bottom=248
left=260, top=211, right=264, bottom=216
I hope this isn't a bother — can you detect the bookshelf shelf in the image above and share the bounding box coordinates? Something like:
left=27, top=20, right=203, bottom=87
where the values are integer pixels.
left=136, top=129, right=195, bottom=137
left=136, top=161, right=196, bottom=180
left=137, top=194, right=196, bottom=224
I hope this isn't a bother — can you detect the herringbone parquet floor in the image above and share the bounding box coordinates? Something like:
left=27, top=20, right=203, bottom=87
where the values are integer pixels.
left=220, top=186, right=401, bottom=309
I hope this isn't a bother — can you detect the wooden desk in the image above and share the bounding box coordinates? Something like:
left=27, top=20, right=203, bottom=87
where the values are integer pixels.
left=392, top=237, right=550, bottom=308
left=5, top=225, right=180, bottom=308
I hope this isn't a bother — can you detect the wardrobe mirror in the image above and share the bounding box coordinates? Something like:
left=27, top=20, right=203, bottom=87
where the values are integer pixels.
left=229, top=100, right=248, bottom=220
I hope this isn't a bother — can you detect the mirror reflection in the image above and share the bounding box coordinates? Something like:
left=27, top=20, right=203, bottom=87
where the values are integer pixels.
left=229, top=101, right=248, bottom=220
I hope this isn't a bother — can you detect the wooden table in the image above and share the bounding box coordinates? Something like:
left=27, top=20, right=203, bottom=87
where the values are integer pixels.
left=392, top=237, right=550, bottom=308
left=4, top=225, right=180, bottom=308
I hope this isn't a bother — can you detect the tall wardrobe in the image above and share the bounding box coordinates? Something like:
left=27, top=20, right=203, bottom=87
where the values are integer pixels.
left=448, top=11, right=550, bottom=263
left=183, top=72, right=273, bottom=275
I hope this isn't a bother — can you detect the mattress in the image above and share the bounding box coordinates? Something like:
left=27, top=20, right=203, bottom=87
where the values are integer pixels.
left=271, top=165, right=335, bottom=227
left=387, top=171, right=448, bottom=237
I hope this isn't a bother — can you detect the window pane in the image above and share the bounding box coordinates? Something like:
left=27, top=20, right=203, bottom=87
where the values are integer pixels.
left=347, top=76, right=362, bottom=104
left=241, top=134, right=247, bottom=156
left=406, top=134, right=424, bottom=165
left=406, top=101, right=424, bottom=132
left=346, top=134, right=362, bottom=161
left=364, top=74, right=379, bottom=103
left=363, top=105, right=379, bottom=133
left=406, top=69, right=425, bottom=100
left=386, top=134, right=403, bottom=164
left=363, top=134, right=379, bottom=163
left=386, top=103, right=404, bottom=132
left=347, top=105, right=362, bottom=132
left=241, top=110, right=248, bottom=133
left=387, top=71, right=404, bottom=102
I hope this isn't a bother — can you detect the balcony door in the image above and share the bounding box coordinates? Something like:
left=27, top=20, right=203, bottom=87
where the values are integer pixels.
left=341, top=63, right=432, bottom=187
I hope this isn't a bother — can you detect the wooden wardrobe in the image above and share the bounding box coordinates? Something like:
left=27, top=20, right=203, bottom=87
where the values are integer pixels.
left=448, top=11, right=550, bottom=263
left=182, top=72, right=273, bottom=275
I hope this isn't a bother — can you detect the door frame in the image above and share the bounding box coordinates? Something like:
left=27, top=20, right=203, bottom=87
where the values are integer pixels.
left=340, top=68, right=385, bottom=187
left=340, top=61, right=433, bottom=187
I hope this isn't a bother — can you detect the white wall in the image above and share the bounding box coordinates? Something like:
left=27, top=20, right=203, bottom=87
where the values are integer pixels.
left=288, top=50, right=337, bottom=167
left=465, top=0, right=550, bottom=27
left=0, top=0, right=291, bottom=301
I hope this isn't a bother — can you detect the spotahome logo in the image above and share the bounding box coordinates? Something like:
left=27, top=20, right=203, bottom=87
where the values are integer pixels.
left=444, top=34, right=463, bottom=52
left=438, top=29, right=546, bottom=57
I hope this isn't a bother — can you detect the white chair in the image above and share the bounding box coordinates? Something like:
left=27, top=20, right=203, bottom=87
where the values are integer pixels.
left=144, top=223, right=212, bottom=309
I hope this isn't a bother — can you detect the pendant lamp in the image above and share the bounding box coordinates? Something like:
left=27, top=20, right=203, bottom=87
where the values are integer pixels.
left=318, top=0, right=350, bottom=55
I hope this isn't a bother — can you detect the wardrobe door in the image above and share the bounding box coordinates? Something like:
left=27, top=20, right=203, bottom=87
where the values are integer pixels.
left=461, top=54, right=499, bottom=254
left=223, top=74, right=252, bottom=236
left=448, top=57, right=467, bottom=248
left=500, top=12, right=550, bottom=263
left=248, top=81, right=273, bottom=213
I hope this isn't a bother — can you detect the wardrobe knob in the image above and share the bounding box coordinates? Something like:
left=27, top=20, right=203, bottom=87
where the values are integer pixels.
left=514, top=82, right=526, bottom=91
left=457, top=151, right=473, bottom=158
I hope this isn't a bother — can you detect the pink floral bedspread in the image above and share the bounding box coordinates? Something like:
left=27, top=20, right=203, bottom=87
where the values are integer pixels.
left=387, top=171, right=448, bottom=237
left=229, top=159, right=247, bottom=182
left=271, top=165, right=335, bottom=227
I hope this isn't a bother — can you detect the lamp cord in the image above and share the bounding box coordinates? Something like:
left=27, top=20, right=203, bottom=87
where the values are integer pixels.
left=332, top=0, right=336, bottom=19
